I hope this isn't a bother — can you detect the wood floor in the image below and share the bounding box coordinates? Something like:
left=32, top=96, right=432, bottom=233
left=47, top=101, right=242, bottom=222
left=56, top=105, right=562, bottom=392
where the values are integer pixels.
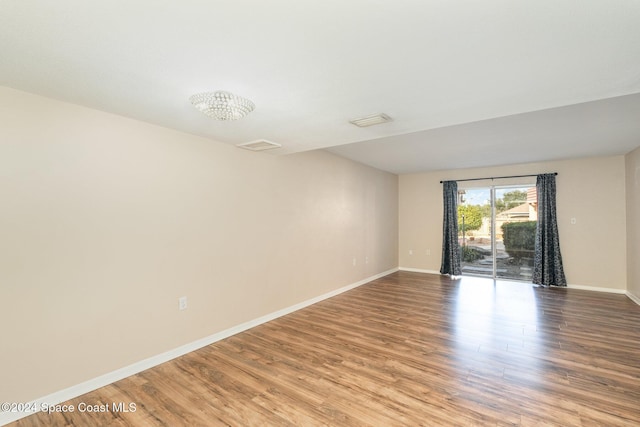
left=9, top=271, right=640, bottom=426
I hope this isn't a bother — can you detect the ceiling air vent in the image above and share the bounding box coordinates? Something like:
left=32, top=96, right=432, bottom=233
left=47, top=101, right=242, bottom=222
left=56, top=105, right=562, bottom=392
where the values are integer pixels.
left=349, top=113, right=393, bottom=127
left=236, top=139, right=282, bottom=151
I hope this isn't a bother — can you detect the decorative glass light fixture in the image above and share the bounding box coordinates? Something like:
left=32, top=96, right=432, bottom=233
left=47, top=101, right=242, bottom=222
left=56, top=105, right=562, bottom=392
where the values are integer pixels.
left=189, top=91, right=255, bottom=120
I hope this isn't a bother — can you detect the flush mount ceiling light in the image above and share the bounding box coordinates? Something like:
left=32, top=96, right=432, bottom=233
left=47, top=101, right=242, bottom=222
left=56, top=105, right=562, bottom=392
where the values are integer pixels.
left=189, top=91, right=255, bottom=120
left=349, top=113, right=393, bottom=127
left=236, top=139, right=282, bottom=151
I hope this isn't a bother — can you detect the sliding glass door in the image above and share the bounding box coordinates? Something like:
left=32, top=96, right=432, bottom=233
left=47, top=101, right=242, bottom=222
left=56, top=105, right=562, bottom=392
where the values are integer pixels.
left=458, top=185, right=537, bottom=281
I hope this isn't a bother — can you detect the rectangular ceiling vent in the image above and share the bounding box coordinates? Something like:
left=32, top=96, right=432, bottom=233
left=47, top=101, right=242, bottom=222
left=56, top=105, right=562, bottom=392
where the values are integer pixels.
left=236, top=139, right=282, bottom=151
left=349, top=113, right=393, bottom=127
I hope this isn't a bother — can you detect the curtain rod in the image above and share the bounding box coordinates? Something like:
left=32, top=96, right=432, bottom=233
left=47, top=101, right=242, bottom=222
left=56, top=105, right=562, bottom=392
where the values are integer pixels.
left=439, top=172, right=557, bottom=184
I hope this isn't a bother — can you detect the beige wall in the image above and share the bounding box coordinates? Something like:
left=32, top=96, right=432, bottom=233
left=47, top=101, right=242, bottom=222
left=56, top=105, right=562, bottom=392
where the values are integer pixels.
left=399, top=157, right=628, bottom=290
left=626, top=146, right=640, bottom=299
left=0, top=87, right=398, bottom=402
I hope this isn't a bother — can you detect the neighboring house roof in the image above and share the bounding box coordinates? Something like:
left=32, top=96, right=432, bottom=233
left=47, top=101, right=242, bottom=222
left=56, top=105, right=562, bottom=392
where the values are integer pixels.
left=497, top=203, right=531, bottom=219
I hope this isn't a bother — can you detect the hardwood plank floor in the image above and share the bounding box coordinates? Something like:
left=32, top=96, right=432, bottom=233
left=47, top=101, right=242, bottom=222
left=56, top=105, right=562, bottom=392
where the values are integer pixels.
left=8, top=272, right=640, bottom=426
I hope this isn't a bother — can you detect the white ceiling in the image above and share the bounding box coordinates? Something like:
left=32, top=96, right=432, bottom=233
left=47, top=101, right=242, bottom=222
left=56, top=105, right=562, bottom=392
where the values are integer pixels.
left=2, top=1, right=640, bottom=174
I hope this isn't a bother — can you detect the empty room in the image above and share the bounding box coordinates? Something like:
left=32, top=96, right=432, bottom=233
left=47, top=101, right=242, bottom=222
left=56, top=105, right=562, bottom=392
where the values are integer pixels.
left=1, top=1, right=639, bottom=426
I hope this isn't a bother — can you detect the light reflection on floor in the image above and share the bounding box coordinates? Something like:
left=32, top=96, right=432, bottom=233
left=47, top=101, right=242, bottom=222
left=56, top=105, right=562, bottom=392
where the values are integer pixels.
left=454, top=276, right=539, bottom=334
left=450, top=276, right=546, bottom=387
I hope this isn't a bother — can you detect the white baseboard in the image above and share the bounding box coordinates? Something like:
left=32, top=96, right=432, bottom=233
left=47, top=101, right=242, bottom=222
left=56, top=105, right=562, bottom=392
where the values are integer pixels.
left=626, top=290, right=640, bottom=306
left=398, top=267, right=442, bottom=275
left=566, top=284, right=627, bottom=294
left=567, top=285, right=640, bottom=306
left=0, top=267, right=398, bottom=426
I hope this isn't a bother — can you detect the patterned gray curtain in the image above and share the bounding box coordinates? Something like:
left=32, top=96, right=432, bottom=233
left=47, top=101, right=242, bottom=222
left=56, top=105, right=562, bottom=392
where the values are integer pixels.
left=533, top=174, right=567, bottom=286
left=440, top=181, right=461, bottom=276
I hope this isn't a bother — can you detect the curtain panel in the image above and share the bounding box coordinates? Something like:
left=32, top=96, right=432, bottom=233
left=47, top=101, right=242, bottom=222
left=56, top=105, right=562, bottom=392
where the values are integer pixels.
left=440, top=180, right=461, bottom=276
left=533, top=173, right=567, bottom=286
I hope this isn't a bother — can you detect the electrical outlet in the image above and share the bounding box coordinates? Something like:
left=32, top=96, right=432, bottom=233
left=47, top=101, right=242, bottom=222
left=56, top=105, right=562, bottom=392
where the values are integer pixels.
left=179, top=296, right=188, bottom=311
left=426, top=249, right=431, bottom=256
left=352, top=257, right=357, bottom=266
left=409, top=249, right=413, bottom=255
left=365, top=256, right=369, bottom=264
